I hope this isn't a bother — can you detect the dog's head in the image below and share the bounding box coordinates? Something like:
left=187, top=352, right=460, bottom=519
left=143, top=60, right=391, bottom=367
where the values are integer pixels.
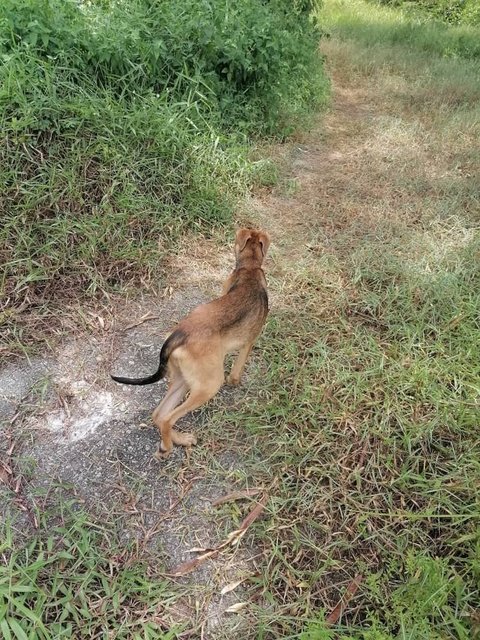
left=234, top=228, right=270, bottom=264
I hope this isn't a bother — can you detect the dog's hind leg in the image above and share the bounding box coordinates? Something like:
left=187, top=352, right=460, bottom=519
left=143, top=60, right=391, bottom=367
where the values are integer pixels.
left=152, top=377, right=187, bottom=424
left=152, top=370, right=188, bottom=458
left=157, top=373, right=223, bottom=456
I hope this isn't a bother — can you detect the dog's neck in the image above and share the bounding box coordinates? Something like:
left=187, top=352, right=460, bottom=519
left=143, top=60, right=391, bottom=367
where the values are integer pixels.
left=235, top=244, right=264, bottom=270
left=235, top=255, right=263, bottom=271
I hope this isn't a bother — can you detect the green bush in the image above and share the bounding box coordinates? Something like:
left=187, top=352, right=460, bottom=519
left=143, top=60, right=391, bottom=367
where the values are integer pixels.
left=0, top=0, right=328, bottom=345
left=0, top=0, right=324, bottom=132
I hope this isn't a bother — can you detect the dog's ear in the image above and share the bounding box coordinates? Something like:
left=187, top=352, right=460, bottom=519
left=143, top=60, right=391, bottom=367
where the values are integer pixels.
left=258, top=231, right=270, bottom=257
left=235, top=228, right=253, bottom=256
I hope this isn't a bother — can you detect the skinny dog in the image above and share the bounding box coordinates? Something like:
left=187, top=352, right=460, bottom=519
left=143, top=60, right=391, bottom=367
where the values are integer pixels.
left=111, top=228, right=270, bottom=457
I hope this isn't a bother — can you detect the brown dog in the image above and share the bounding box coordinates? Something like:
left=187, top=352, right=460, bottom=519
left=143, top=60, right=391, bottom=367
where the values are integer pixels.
left=111, top=228, right=270, bottom=457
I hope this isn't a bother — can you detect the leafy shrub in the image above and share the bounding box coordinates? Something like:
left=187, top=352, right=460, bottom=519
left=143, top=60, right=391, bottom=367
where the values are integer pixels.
left=0, top=0, right=325, bottom=133
left=0, top=0, right=328, bottom=347
left=462, top=0, right=480, bottom=25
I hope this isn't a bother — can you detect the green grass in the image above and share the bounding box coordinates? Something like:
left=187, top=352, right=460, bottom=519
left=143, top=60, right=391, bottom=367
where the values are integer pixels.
left=0, top=503, right=179, bottom=639
left=215, top=245, right=480, bottom=637
left=370, top=0, right=480, bottom=27
left=322, top=0, right=480, bottom=58
left=2, top=0, right=480, bottom=638
left=0, top=0, right=328, bottom=356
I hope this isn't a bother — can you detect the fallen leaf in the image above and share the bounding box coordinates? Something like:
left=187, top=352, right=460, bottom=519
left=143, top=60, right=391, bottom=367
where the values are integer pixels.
left=296, top=581, right=309, bottom=589
left=225, top=602, right=248, bottom=613
left=212, top=488, right=262, bottom=507
left=238, top=493, right=268, bottom=530
left=221, top=579, right=245, bottom=595
left=123, top=313, right=159, bottom=331
left=170, top=494, right=269, bottom=576
left=326, top=574, right=363, bottom=625
left=0, top=462, right=12, bottom=475
left=170, top=549, right=219, bottom=576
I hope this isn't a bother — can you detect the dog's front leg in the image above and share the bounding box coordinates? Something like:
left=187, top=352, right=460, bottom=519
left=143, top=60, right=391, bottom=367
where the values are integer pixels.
left=226, top=342, right=253, bottom=385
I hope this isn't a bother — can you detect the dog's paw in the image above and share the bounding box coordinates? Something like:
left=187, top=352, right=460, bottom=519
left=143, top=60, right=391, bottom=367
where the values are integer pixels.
left=172, top=430, right=197, bottom=447
left=183, top=433, right=197, bottom=447
left=226, top=374, right=240, bottom=386
left=153, top=443, right=171, bottom=460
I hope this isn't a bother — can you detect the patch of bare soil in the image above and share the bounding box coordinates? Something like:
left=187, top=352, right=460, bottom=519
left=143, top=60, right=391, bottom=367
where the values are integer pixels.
left=1, top=283, right=262, bottom=637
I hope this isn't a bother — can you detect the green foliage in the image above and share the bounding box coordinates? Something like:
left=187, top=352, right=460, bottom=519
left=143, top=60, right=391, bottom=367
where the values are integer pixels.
left=388, top=554, right=472, bottom=638
left=0, top=0, right=325, bottom=132
left=0, top=0, right=328, bottom=350
left=0, top=508, right=178, bottom=638
left=241, top=234, right=480, bottom=638
left=0, top=0, right=87, bottom=55
left=325, top=0, right=480, bottom=59
left=462, top=0, right=480, bottom=25
left=209, top=3, right=480, bottom=625
left=372, top=0, right=480, bottom=26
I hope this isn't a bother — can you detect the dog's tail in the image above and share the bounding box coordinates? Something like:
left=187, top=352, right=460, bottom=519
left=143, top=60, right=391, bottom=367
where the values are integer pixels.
left=111, top=329, right=186, bottom=386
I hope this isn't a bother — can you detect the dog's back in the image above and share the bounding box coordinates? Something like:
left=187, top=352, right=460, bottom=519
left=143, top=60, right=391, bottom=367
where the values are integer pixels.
left=179, top=266, right=268, bottom=353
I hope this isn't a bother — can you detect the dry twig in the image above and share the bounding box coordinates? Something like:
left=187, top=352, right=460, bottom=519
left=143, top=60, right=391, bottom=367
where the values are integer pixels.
left=170, top=494, right=269, bottom=576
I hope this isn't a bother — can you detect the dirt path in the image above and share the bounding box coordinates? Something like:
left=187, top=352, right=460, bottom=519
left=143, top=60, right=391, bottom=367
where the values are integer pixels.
left=2, top=31, right=473, bottom=636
